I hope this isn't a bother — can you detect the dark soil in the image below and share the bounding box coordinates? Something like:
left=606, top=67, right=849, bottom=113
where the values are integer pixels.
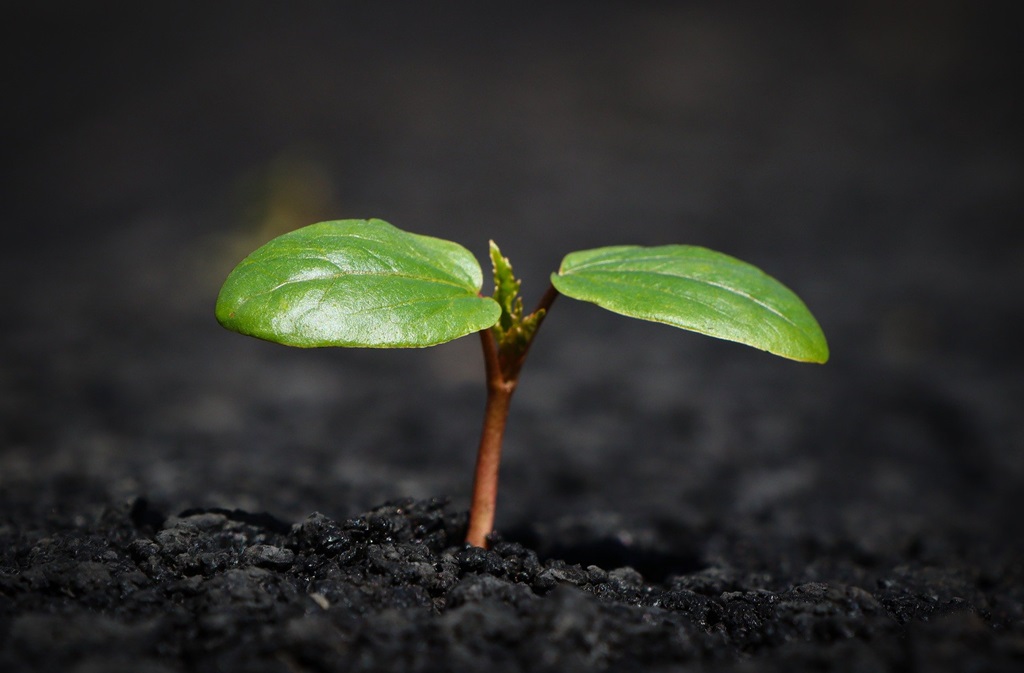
left=2, top=495, right=1022, bottom=672
left=3, top=3, right=1023, bottom=671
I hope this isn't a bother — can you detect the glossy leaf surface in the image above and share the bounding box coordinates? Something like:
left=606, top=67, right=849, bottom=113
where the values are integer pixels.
left=216, top=219, right=501, bottom=348
left=552, top=245, right=829, bottom=363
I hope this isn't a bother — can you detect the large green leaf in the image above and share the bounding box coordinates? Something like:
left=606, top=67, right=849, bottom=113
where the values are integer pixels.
left=216, top=219, right=501, bottom=348
left=551, top=245, right=829, bottom=363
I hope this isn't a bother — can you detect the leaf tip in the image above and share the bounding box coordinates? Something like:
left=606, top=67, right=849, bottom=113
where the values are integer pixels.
left=790, top=333, right=829, bottom=364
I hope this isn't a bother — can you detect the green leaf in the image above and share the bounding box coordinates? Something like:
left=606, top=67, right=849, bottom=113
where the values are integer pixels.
left=551, top=245, right=829, bottom=363
left=216, top=219, right=502, bottom=348
left=489, top=241, right=522, bottom=334
left=487, top=241, right=546, bottom=362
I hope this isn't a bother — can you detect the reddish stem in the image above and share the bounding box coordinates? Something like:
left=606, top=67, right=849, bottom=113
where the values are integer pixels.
left=465, top=285, right=558, bottom=548
left=465, top=330, right=515, bottom=548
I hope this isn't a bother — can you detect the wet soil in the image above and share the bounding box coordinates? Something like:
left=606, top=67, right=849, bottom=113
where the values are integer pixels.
left=3, top=497, right=1022, bottom=673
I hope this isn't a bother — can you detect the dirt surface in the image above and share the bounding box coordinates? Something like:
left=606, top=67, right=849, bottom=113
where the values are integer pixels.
left=3, top=498, right=1022, bottom=672
left=3, top=3, right=1023, bottom=671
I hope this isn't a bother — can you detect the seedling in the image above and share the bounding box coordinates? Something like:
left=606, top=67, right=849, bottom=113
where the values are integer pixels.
left=216, top=219, right=828, bottom=547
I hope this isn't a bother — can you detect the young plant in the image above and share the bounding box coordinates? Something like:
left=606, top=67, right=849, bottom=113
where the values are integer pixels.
left=216, top=219, right=828, bottom=548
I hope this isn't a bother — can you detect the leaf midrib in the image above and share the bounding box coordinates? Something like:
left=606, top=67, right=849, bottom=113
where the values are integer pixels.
left=246, top=266, right=477, bottom=298
left=563, top=266, right=804, bottom=333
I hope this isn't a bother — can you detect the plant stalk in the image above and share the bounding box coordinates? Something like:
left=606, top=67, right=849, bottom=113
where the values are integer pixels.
left=465, top=329, right=515, bottom=548
left=465, top=284, right=557, bottom=548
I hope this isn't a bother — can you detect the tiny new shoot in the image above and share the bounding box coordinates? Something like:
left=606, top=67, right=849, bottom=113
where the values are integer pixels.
left=216, top=219, right=828, bottom=548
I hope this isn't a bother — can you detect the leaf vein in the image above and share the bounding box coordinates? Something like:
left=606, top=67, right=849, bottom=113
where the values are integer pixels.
left=572, top=269, right=803, bottom=331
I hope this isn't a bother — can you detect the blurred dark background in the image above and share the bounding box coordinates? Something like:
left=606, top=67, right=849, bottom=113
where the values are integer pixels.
left=2, top=2, right=1021, bottom=554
